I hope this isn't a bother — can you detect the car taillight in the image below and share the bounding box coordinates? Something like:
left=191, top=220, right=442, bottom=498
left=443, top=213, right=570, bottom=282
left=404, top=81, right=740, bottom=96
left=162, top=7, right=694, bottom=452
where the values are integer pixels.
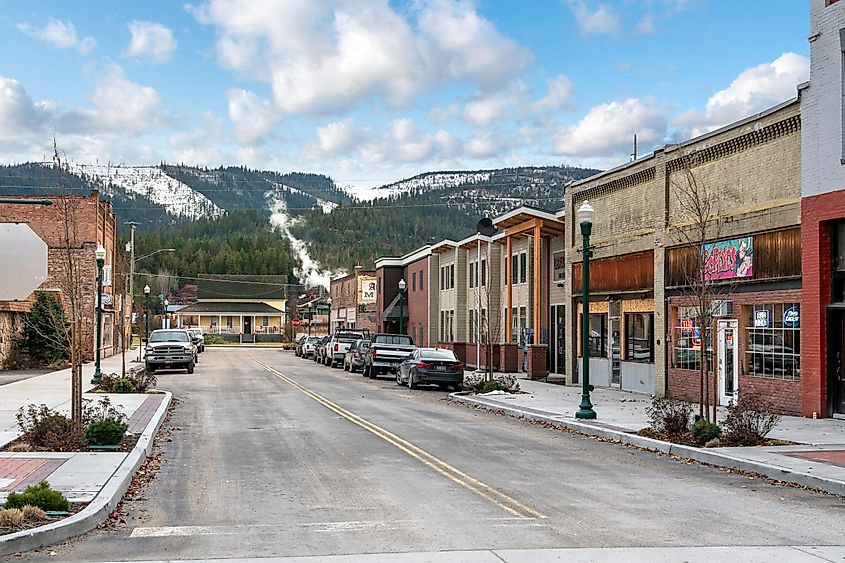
left=372, top=349, right=376, bottom=358
left=334, top=343, right=338, bottom=352
left=354, top=351, right=359, bottom=358
left=417, top=361, right=432, bottom=369
left=452, top=363, right=464, bottom=370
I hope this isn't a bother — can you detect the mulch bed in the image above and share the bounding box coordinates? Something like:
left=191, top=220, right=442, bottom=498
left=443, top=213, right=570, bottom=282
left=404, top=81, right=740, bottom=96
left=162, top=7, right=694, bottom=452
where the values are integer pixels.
left=636, top=427, right=796, bottom=447
left=1, top=433, right=141, bottom=454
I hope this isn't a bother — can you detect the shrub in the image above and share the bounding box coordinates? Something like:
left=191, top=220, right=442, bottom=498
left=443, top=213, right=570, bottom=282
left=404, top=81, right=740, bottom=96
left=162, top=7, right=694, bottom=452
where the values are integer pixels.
left=463, top=373, right=521, bottom=394
left=21, top=505, right=47, bottom=522
left=15, top=404, right=85, bottom=451
left=85, top=418, right=128, bottom=446
left=0, top=508, right=24, bottom=530
left=723, top=393, right=782, bottom=446
left=8, top=442, right=35, bottom=452
left=96, top=370, right=155, bottom=393
left=481, top=380, right=502, bottom=393
left=83, top=396, right=127, bottom=425
left=132, top=368, right=157, bottom=392
left=204, top=335, right=225, bottom=345
left=111, top=378, right=135, bottom=393
left=646, top=396, right=693, bottom=436
left=5, top=481, right=69, bottom=512
left=690, top=418, right=722, bottom=445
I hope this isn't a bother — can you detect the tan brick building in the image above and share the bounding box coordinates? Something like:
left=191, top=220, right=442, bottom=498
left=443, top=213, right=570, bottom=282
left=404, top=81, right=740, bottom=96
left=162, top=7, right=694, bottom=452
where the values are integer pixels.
left=0, top=192, right=121, bottom=366
left=329, top=266, right=377, bottom=335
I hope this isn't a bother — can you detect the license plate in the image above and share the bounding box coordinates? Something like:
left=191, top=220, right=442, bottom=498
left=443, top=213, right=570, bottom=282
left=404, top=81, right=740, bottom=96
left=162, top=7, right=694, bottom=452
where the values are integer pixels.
left=437, top=365, right=447, bottom=371
left=164, top=359, right=172, bottom=364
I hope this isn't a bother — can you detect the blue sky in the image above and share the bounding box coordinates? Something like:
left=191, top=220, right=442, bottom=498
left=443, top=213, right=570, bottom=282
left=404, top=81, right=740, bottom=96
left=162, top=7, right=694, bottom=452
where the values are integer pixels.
left=0, top=0, right=810, bottom=186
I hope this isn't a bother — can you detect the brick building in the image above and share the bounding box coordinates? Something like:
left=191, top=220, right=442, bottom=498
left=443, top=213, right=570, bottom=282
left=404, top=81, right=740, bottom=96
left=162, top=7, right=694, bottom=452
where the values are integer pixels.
left=0, top=192, right=120, bottom=366
left=374, top=246, right=434, bottom=341
left=329, top=267, right=377, bottom=334
left=564, top=98, right=802, bottom=412
left=801, top=0, right=845, bottom=418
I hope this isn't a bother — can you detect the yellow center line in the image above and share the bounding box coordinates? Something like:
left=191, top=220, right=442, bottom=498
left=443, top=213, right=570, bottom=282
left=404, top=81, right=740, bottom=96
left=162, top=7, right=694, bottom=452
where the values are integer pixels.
left=251, top=358, right=546, bottom=520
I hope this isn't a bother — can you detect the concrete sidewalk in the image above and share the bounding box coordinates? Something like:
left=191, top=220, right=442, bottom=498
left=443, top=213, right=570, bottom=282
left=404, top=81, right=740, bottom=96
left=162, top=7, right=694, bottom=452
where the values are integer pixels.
left=452, top=378, right=845, bottom=495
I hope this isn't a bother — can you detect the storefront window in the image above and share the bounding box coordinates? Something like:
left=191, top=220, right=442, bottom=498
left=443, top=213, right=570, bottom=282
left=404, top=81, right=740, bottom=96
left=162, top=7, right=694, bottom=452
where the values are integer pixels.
left=579, top=313, right=607, bottom=357
left=745, top=303, right=800, bottom=381
left=673, top=307, right=712, bottom=371
left=625, top=313, right=654, bottom=363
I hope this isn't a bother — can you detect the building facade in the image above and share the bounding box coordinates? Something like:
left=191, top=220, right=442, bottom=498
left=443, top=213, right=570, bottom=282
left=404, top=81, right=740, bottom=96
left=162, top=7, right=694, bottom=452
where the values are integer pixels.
left=329, top=267, right=377, bottom=334
left=801, top=0, right=845, bottom=418
left=0, top=192, right=119, bottom=365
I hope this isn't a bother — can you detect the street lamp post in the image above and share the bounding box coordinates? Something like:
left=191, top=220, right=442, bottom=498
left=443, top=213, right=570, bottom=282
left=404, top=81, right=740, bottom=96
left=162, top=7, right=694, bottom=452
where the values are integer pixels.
left=91, top=245, right=107, bottom=385
left=143, top=284, right=151, bottom=345
left=575, top=201, right=597, bottom=420
left=163, top=299, right=169, bottom=329
left=398, top=279, right=407, bottom=334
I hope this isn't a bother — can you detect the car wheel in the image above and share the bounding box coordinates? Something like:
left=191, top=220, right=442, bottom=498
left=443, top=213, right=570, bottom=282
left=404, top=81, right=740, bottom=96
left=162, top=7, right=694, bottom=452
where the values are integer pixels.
left=453, top=383, right=463, bottom=392
left=369, top=366, right=378, bottom=380
left=396, top=371, right=403, bottom=385
left=408, top=372, right=417, bottom=389
left=186, top=361, right=195, bottom=374
left=438, top=384, right=449, bottom=390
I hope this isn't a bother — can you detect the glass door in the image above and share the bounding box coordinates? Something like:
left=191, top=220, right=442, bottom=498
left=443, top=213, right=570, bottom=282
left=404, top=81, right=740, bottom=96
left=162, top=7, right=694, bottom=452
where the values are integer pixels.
left=717, top=320, right=739, bottom=405
left=831, top=312, right=845, bottom=415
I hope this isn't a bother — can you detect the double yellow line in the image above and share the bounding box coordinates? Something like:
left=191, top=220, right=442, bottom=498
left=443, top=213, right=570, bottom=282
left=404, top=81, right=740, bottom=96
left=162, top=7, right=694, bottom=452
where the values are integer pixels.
left=252, top=358, right=546, bottom=520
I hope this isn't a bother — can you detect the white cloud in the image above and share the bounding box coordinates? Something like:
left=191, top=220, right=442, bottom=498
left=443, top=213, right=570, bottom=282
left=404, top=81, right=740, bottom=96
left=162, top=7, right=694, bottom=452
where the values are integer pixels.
left=17, top=18, right=96, bottom=54
left=635, top=15, right=655, bottom=35
left=565, top=0, right=621, bottom=36
left=464, top=130, right=508, bottom=158
left=190, top=0, right=531, bottom=115
left=0, top=77, right=56, bottom=138
left=227, top=89, right=281, bottom=143
left=464, top=86, right=524, bottom=126
left=315, top=119, right=362, bottom=155
left=61, top=65, right=165, bottom=136
left=673, top=52, right=808, bottom=137
left=534, top=75, right=573, bottom=112
left=554, top=97, right=666, bottom=157
left=126, top=21, right=178, bottom=63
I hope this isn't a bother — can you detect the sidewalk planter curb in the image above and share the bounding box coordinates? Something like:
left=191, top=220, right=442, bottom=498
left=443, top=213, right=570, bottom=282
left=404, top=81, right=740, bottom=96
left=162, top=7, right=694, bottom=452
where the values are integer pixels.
left=448, top=393, right=845, bottom=498
left=0, top=391, right=173, bottom=556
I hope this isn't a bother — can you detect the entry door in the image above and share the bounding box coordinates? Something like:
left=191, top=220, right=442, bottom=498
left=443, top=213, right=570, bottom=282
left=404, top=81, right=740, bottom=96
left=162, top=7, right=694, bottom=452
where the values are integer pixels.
left=556, top=306, right=565, bottom=374
left=244, top=316, right=252, bottom=335
left=717, top=320, right=739, bottom=405
left=832, top=312, right=845, bottom=415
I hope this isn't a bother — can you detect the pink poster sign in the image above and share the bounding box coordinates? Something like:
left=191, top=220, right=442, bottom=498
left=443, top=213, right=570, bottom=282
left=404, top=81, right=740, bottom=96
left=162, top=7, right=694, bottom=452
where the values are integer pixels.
left=702, top=237, right=753, bottom=281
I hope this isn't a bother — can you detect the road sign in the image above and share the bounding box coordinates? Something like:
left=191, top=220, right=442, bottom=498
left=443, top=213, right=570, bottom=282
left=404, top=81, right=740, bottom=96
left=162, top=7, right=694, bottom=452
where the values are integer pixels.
left=291, top=318, right=302, bottom=328
left=0, top=223, right=48, bottom=301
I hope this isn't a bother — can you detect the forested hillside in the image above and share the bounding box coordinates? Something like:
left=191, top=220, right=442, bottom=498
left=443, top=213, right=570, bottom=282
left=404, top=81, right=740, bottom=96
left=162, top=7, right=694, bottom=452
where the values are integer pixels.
left=132, top=210, right=298, bottom=285
left=291, top=165, right=599, bottom=271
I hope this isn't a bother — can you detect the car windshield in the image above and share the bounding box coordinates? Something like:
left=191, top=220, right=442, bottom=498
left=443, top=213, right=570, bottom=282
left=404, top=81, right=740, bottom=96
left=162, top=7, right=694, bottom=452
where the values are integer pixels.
left=420, top=350, right=458, bottom=361
left=336, top=333, right=363, bottom=340
left=306, top=337, right=318, bottom=343
left=373, top=335, right=413, bottom=345
left=149, top=331, right=189, bottom=343
left=190, top=329, right=202, bottom=336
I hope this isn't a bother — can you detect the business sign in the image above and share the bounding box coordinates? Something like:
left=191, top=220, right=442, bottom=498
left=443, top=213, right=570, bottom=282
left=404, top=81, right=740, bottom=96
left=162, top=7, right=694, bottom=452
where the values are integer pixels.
left=359, top=277, right=377, bottom=304
left=102, top=264, right=112, bottom=287
left=783, top=306, right=800, bottom=328
left=754, top=310, right=770, bottom=328
left=702, top=236, right=753, bottom=281
left=553, top=250, right=566, bottom=281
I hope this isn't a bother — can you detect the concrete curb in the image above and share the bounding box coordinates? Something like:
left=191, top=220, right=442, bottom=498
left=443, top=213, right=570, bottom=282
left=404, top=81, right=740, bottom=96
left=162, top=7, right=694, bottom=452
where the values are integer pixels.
left=0, top=391, right=173, bottom=556
left=449, top=393, right=845, bottom=497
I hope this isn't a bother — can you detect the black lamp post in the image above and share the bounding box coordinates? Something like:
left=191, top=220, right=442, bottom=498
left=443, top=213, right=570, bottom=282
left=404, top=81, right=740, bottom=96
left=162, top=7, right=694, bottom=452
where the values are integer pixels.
left=91, top=245, right=107, bottom=385
left=143, top=284, right=151, bottom=344
left=575, top=201, right=597, bottom=420
left=398, top=278, right=407, bottom=334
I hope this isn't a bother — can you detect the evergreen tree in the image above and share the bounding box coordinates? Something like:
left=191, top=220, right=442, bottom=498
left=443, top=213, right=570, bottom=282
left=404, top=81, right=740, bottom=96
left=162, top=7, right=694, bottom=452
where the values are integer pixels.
left=22, top=292, right=70, bottom=366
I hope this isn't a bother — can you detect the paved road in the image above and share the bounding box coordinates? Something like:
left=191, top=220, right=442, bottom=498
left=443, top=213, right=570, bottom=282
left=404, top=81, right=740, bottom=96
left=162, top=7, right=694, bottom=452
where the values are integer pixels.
left=24, top=348, right=845, bottom=562
left=0, top=369, right=50, bottom=386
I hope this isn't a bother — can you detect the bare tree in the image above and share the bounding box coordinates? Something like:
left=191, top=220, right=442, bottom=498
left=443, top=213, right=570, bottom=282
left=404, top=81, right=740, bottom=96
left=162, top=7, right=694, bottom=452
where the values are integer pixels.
left=669, top=152, right=737, bottom=424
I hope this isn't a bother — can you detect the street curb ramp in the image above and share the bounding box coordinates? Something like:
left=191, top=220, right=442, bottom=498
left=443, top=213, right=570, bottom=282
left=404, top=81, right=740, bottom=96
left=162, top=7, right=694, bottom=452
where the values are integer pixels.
left=0, top=391, right=173, bottom=556
left=448, top=393, right=845, bottom=498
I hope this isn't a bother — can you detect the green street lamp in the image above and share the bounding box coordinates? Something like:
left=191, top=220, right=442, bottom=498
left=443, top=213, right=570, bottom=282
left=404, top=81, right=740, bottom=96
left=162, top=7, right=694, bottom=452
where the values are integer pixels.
left=91, top=245, right=107, bottom=385
left=576, top=201, right=597, bottom=420
left=398, top=278, right=407, bottom=334
left=143, top=284, right=151, bottom=344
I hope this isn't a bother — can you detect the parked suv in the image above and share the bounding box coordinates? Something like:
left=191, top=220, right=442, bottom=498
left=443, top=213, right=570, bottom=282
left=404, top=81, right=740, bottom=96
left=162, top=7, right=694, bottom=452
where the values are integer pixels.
left=344, top=339, right=369, bottom=373
left=188, top=327, right=205, bottom=353
left=314, top=336, right=331, bottom=363
left=295, top=335, right=307, bottom=357
left=145, top=329, right=196, bottom=374
left=301, top=336, right=319, bottom=359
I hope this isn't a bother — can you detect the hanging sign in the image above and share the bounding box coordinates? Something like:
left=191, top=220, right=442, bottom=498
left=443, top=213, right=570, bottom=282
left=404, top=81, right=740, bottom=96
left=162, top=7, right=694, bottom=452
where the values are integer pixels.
left=783, top=306, right=800, bottom=328
left=754, top=310, right=770, bottom=328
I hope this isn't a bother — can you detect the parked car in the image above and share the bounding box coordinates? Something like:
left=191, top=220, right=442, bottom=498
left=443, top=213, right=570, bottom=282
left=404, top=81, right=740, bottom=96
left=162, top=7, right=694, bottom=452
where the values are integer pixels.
left=187, top=327, right=205, bottom=353
left=362, top=333, right=415, bottom=379
left=325, top=330, right=370, bottom=368
left=344, top=339, right=369, bottom=373
left=301, top=336, right=319, bottom=358
left=314, top=336, right=331, bottom=363
left=145, top=329, right=196, bottom=374
left=397, top=348, right=464, bottom=390
left=295, top=335, right=307, bottom=357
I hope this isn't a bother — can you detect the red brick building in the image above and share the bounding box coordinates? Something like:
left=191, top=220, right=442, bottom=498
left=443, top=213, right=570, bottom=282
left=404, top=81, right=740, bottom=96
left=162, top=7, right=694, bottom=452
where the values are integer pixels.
left=0, top=192, right=120, bottom=365
left=329, top=267, right=377, bottom=334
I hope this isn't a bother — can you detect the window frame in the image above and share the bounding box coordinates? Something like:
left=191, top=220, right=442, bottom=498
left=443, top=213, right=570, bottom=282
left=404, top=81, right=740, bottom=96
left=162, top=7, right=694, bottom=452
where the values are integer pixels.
left=624, top=312, right=654, bottom=363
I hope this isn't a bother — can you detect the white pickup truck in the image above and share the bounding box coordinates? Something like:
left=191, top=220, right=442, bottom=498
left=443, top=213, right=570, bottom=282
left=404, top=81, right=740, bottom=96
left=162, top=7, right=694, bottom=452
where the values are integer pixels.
left=325, top=330, right=370, bottom=368
left=362, top=333, right=416, bottom=379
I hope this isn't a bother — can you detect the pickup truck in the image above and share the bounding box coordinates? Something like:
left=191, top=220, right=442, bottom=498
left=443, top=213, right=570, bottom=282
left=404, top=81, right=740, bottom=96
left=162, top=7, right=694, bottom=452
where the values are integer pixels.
left=362, top=333, right=415, bottom=379
left=145, top=329, right=197, bottom=374
left=324, top=330, right=370, bottom=368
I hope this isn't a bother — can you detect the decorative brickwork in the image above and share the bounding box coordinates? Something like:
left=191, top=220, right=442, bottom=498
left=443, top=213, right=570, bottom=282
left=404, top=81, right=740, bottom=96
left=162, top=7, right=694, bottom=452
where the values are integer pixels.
left=499, top=343, right=519, bottom=373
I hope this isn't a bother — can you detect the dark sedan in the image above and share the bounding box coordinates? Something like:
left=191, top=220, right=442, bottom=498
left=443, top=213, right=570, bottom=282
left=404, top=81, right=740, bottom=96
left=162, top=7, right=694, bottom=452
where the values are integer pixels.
left=397, top=348, right=464, bottom=391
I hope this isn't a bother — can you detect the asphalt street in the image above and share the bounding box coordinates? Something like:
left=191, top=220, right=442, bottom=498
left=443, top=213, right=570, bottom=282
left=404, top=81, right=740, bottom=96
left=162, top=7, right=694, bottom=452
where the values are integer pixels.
left=20, top=347, right=845, bottom=562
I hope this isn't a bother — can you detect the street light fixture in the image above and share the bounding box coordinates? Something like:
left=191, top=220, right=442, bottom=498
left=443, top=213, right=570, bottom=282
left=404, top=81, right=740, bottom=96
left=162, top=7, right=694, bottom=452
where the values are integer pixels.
left=576, top=201, right=597, bottom=420
left=91, top=245, right=107, bottom=385
left=143, top=284, right=151, bottom=346
left=164, top=299, right=169, bottom=329
left=398, top=278, right=407, bottom=334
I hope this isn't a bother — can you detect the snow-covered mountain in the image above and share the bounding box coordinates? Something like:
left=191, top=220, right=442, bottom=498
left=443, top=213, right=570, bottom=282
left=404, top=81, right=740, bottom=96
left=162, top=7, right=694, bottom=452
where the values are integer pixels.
left=345, top=170, right=493, bottom=201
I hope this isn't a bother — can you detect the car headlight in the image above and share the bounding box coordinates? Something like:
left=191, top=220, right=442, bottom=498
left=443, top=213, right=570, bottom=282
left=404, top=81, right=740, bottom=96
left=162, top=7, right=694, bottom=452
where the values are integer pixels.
left=184, top=345, right=193, bottom=353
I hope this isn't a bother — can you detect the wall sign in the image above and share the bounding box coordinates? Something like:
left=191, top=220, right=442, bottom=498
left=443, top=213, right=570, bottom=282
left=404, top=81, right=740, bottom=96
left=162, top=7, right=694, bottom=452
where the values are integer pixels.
left=702, top=236, right=753, bottom=281
left=783, top=306, right=800, bottom=328
left=552, top=250, right=566, bottom=281
left=754, top=310, right=770, bottom=328
left=359, top=277, right=377, bottom=304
